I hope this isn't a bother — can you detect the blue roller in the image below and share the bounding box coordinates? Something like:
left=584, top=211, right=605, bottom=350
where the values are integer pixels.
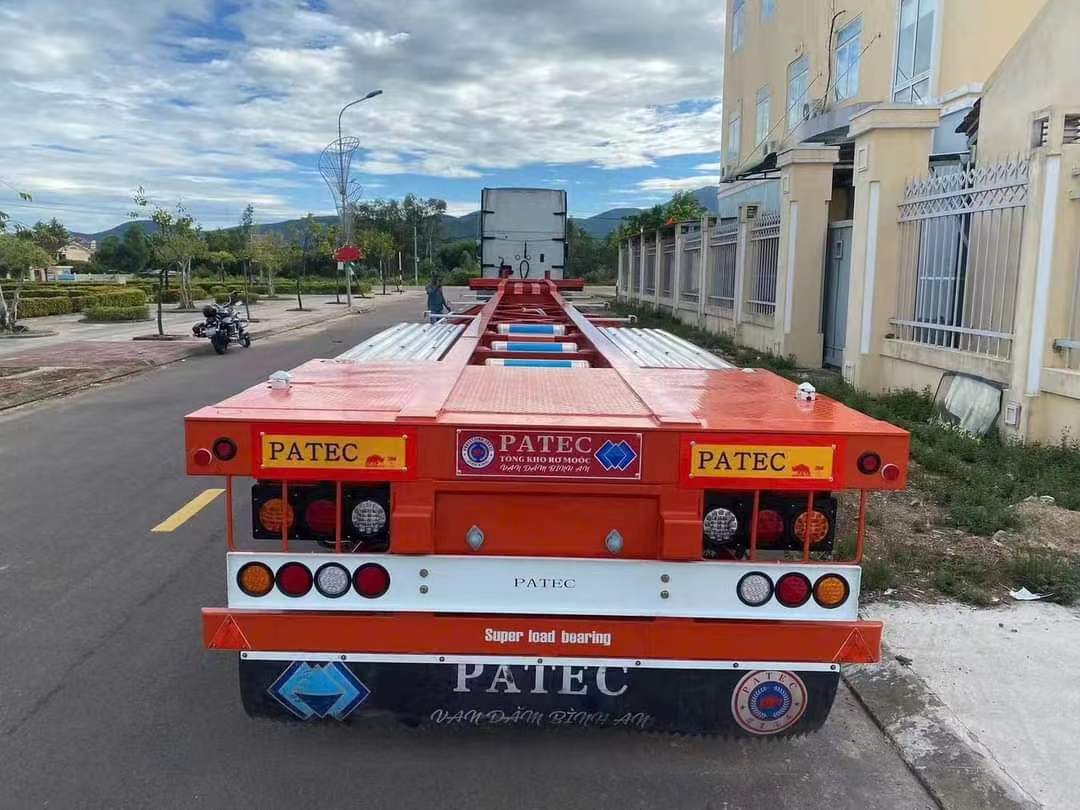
left=486, top=359, right=589, bottom=368
left=490, top=341, right=578, bottom=353
left=497, top=323, right=566, bottom=336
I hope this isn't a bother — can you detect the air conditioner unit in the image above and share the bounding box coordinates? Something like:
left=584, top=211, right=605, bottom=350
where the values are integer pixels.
left=739, top=204, right=760, bottom=223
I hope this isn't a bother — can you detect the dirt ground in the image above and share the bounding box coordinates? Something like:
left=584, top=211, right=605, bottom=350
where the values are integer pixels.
left=840, top=467, right=1080, bottom=605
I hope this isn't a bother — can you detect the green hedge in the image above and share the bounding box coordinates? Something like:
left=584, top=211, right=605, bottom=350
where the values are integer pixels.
left=83, top=304, right=150, bottom=322
left=65, top=289, right=146, bottom=312
left=16, top=297, right=74, bottom=317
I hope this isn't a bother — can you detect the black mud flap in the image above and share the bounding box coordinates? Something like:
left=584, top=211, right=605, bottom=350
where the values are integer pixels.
left=238, top=658, right=838, bottom=737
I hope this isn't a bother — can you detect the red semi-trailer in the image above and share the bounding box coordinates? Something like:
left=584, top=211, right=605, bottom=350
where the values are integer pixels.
left=187, top=277, right=907, bottom=735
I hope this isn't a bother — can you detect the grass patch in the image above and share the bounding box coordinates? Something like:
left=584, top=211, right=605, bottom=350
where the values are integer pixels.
left=1006, top=548, right=1080, bottom=605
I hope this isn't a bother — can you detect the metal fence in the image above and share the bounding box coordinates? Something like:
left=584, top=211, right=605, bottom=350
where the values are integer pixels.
left=643, top=243, right=657, bottom=295
left=681, top=228, right=702, bottom=303
left=628, top=239, right=640, bottom=294
left=660, top=238, right=675, bottom=298
left=744, top=212, right=781, bottom=323
left=707, top=221, right=739, bottom=314
left=893, top=159, right=1029, bottom=360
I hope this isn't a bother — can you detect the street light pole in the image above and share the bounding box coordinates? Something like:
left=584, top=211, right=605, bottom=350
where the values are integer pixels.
left=336, top=89, right=382, bottom=308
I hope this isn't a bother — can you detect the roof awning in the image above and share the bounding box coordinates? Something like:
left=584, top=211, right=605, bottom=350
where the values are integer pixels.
left=723, top=151, right=778, bottom=183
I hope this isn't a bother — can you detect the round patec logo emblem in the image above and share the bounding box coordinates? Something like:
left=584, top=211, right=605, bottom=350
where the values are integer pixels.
left=461, top=436, right=496, bottom=469
left=732, top=670, right=807, bottom=735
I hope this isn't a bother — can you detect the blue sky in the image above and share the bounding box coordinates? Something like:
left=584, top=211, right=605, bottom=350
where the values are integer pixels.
left=0, top=0, right=725, bottom=233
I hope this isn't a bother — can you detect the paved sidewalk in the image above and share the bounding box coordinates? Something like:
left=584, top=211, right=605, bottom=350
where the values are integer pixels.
left=0, top=291, right=423, bottom=409
left=862, top=600, right=1077, bottom=809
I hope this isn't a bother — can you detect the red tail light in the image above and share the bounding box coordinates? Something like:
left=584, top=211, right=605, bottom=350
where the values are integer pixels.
left=775, top=573, right=811, bottom=607
left=755, top=509, right=785, bottom=543
left=354, top=563, right=390, bottom=598
left=857, top=452, right=881, bottom=475
left=276, top=562, right=313, bottom=597
left=304, top=498, right=337, bottom=537
left=212, top=437, right=237, bottom=461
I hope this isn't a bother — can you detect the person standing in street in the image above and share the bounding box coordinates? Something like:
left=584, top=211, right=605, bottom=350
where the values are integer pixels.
left=426, top=274, right=448, bottom=315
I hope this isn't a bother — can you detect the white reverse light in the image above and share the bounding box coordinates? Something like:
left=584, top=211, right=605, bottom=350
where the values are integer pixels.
left=703, top=507, right=739, bottom=543
left=737, top=572, right=774, bottom=607
left=314, top=563, right=351, bottom=598
left=351, top=500, right=387, bottom=536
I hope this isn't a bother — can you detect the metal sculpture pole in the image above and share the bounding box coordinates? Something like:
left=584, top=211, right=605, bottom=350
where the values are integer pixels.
left=319, top=91, right=382, bottom=309
left=319, top=137, right=363, bottom=307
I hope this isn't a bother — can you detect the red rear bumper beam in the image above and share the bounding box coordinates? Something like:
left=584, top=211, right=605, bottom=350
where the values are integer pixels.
left=203, top=609, right=882, bottom=664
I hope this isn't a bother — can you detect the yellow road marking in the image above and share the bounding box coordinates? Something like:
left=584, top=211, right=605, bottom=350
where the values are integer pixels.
left=152, top=488, right=225, bottom=532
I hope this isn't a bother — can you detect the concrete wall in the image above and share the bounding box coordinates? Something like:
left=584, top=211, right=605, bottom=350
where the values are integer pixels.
left=936, top=0, right=1044, bottom=100
left=977, top=0, right=1080, bottom=158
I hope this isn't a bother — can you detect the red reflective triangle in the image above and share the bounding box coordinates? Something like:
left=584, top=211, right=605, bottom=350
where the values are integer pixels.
left=208, top=615, right=251, bottom=650
left=835, top=628, right=875, bottom=663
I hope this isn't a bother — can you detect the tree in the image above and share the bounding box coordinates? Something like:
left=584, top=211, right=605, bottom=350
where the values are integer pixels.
left=0, top=235, right=52, bottom=331
left=435, top=240, right=477, bottom=275
left=30, top=218, right=71, bottom=260
left=207, top=250, right=234, bottom=283
left=93, top=235, right=123, bottom=271
left=664, top=190, right=707, bottom=223
left=287, top=214, right=328, bottom=310
left=359, top=230, right=396, bottom=294
left=117, top=224, right=150, bottom=274
left=565, top=220, right=617, bottom=281
left=616, top=192, right=709, bottom=240
left=0, top=234, right=52, bottom=278
left=249, top=233, right=286, bottom=298
left=131, top=187, right=204, bottom=334
left=238, top=204, right=255, bottom=318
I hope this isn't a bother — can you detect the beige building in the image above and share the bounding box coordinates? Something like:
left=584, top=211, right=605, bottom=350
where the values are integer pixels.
left=618, top=0, right=1080, bottom=443
left=57, top=240, right=95, bottom=263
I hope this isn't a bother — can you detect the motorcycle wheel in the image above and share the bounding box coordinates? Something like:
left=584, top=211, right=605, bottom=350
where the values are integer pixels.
left=240, top=333, right=251, bottom=348
left=211, top=333, right=228, bottom=354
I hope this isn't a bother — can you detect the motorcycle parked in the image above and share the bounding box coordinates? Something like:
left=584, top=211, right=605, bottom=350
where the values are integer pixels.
left=192, top=300, right=251, bottom=354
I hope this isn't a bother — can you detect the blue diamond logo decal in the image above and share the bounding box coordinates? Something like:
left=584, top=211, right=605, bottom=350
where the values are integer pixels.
left=268, top=662, right=371, bottom=721
left=595, top=440, right=637, bottom=471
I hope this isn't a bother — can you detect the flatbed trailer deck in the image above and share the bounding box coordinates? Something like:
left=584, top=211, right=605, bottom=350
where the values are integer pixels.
left=187, top=278, right=908, bottom=734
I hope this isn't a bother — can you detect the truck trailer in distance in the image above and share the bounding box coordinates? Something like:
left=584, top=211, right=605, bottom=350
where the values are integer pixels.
left=480, top=188, right=567, bottom=280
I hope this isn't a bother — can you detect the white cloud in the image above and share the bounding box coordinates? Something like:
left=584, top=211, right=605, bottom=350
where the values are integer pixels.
left=443, top=200, right=479, bottom=217
left=693, top=161, right=725, bottom=172
left=637, top=175, right=719, bottom=193
left=0, top=0, right=725, bottom=230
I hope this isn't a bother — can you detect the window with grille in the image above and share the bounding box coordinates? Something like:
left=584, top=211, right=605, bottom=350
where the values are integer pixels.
left=755, top=86, right=770, bottom=150
left=732, top=0, right=746, bottom=51
left=835, top=18, right=862, bottom=101
left=787, top=56, right=809, bottom=131
left=727, top=113, right=742, bottom=166
left=893, top=0, right=935, bottom=103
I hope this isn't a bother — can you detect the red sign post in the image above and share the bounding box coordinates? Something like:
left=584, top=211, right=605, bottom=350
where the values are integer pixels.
left=334, top=245, right=363, bottom=263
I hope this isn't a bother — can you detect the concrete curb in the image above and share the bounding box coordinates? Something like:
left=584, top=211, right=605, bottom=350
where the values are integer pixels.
left=844, top=644, right=1040, bottom=810
left=0, top=307, right=365, bottom=414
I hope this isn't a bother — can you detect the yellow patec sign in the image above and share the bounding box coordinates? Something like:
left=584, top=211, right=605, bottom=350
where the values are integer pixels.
left=261, top=434, right=407, bottom=470
left=690, top=444, right=833, bottom=480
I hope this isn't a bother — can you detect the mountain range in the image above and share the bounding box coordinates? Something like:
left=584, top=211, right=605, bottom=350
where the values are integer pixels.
left=74, top=186, right=718, bottom=244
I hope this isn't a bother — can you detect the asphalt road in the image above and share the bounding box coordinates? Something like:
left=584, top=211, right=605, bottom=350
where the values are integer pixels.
left=0, top=296, right=933, bottom=810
